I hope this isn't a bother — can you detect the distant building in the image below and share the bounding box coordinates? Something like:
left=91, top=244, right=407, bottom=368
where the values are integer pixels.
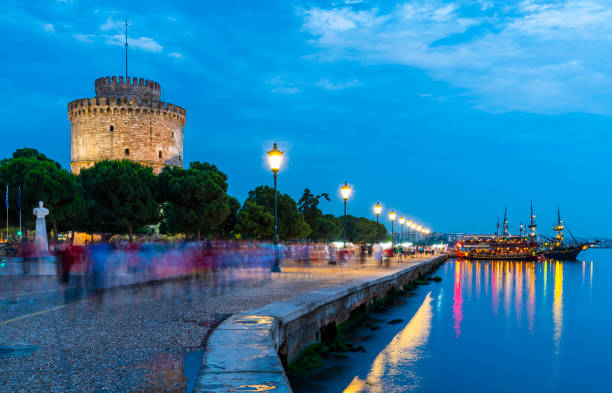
left=68, top=76, right=185, bottom=174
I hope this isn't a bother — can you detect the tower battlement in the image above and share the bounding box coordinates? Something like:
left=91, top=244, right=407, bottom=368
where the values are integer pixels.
left=69, top=75, right=185, bottom=175
left=68, top=97, right=186, bottom=124
left=95, top=76, right=161, bottom=100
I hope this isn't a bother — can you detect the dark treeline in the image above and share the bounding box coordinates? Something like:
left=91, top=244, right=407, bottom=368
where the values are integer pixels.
left=0, top=148, right=387, bottom=243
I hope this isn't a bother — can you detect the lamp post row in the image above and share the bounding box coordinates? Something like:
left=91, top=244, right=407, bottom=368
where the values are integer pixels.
left=374, top=203, right=431, bottom=246
left=266, top=142, right=432, bottom=272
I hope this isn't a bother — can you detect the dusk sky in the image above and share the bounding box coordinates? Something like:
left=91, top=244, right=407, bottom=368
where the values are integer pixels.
left=1, top=0, right=610, bottom=237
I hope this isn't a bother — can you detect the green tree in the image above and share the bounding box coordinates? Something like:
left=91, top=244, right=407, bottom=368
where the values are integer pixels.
left=79, top=160, right=159, bottom=242
left=315, top=214, right=343, bottom=242
left=214, top=195, right=240, bottom=239
left=235, top=200, right=274, bottom=240
left=297, top=188, right=330, bottom=240
left=243, top=185, right=310, bottom=240
left=344, top=215, right=388, bottom=243
left=0, top=148, right=85, bottom=241
left=158, top=162, right=229, bottom=240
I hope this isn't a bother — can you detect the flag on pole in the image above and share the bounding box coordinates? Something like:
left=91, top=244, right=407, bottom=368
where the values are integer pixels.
left=4, top=185, right=7, bottom=209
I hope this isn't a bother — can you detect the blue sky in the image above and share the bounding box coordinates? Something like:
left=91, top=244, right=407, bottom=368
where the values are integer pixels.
left=1, top=0, right=611, bottom=237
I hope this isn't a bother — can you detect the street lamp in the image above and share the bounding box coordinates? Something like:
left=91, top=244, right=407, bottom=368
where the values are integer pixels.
left=399, top=217, right=405, bottom=243
left=374, top=202, right=382, bottom=223
left=267, top=142, right=283, bottom=272
left=374, top=202, right=382, bottom=242
left=340, top=182, right=352, bottom=247
left=389, top=210, right=396, bottom=246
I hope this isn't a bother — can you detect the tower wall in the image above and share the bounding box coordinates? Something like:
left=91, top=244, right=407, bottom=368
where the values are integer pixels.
left=69, top=77, right=185, bottom=175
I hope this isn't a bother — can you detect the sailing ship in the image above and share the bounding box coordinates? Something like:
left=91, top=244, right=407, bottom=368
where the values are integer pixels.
left=456, top=204, right=598, bottom=261
left=540, top=207, right=598, bottom=260
left=456, top=207, right=540, bottom=260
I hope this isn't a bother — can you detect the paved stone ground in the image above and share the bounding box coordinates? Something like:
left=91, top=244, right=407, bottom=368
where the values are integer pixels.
left=0, top=256, right=431, bottom=393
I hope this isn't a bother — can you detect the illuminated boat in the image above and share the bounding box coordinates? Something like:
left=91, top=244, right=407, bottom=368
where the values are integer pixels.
left=456, top=207, right=540, bottom=260
left=540, top=207, right=598, bottom=260
left=456, top=234, right=540, bottom=260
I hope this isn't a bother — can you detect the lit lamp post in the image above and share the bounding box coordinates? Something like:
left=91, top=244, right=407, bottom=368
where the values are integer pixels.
left=399, top=217, right=405, bottom=243
left=406, top=221, right=413, bottom=244
left=267, top=142, right=283, bottom=272
left=340, top=182, right=352, bottom=247
left=389, top=210, right=396, bottom=246
left=374, top=202, right=382, bottom=223
left=374, top=202, right=382, bottom=242
left=417, top=225, right=423, bottom=244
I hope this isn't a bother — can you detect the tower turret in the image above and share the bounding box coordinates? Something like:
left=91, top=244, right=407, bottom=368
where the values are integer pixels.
left=68, top=76, right=185, bottom=174
left=95, top=76, right=161, bottom=100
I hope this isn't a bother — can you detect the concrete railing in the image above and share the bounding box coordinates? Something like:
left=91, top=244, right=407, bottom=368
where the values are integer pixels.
left=195, top=255, right=447, bottom=393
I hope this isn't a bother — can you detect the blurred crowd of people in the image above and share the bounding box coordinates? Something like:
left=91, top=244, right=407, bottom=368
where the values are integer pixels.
left=5, top=239, right=443, bottom=303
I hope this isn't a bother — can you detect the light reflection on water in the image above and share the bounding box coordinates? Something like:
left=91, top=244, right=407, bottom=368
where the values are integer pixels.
left=344, top=292, right=433, bottom=393
left=338, top=250, right=609, bottom=393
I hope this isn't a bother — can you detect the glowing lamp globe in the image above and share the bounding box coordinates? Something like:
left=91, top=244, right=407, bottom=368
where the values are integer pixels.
left=374, top=202, right=382, bottom=216
left=389, top=211, right=396, bottom=221
left=340, top=182, right=352, bottom=201
left=267, top=143, right=283, bottom=173
left=399, top=217, right=405, bottom=225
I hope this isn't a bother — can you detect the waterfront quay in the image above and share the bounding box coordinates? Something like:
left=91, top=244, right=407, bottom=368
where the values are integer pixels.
left=0, top=255, right=439, bottom=393
left=195, top=254, right=446, bottom=393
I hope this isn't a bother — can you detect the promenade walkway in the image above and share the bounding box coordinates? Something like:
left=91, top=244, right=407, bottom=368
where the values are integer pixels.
left=0, top=256, right=433, bottom=393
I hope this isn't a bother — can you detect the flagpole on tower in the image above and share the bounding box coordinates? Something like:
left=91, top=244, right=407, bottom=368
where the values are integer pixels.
left=125, top=18, right=129, bottom=78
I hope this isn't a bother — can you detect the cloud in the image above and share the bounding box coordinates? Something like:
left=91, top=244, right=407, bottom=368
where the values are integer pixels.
left=43, top=23, right=55, bottom=33
left=316, top=78, right=362, bottom=90
left=168, top=52, right=183, bottom=59
left=267, top=76, right=301, bottom=94
left=272, top=86, right=301, bottom=94
left=100, top=16, right=122, bottom=31
left=105, top=34, right=163, bottom=52
left=300, top=0, right=612, bottom=114
left=73, top=33, right=94, bottom=43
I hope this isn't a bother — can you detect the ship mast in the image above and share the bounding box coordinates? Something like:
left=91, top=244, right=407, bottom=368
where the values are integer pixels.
left=528, top=201, right=537, bottom=239
left=553, top=206, right=564, bottom=246
left=502, top=206, right=510, bottom=236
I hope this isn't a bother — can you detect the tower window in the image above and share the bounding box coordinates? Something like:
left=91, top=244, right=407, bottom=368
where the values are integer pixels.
left=172, top=132, right=174, bottom=138
left=159, top=151, right=163, bottom=158
left=125, top=148, right=129, bottom=156
left=110, top=125, right=114, bottom=132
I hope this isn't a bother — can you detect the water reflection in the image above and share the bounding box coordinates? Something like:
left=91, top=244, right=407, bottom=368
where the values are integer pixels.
left=528, top=264, right=535, bottom=332
left=452, top=260, right=568, bottom=352
left=452, top=261, right=463, bottom=337
left=553, top=261, right=563, bottom=354
left=343, top=292, right=434, bottom=393
left=333, top=255, right=603, bottom=393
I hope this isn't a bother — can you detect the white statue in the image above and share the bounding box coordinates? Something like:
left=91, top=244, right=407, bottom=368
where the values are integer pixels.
left=33, top=201, right=49, bottom=255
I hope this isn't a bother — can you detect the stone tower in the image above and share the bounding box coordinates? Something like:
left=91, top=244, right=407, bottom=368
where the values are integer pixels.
left=68, top=76, right=185, bottom=174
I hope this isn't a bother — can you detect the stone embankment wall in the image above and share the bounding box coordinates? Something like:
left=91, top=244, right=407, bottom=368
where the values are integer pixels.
left=68, top=76, right=185, bottom=175
left=195, top=255, right=447, bottom=393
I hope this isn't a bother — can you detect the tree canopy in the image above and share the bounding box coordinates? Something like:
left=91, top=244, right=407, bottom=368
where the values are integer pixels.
left=0, top=148, right=85, bottom=239
left=79, top=160, right=159, bottom=241
left=158, top=162, right=229, bottom=240
left=298, top=188, right=331, bottom=241
left=240, top=185, right=310, bottom=240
